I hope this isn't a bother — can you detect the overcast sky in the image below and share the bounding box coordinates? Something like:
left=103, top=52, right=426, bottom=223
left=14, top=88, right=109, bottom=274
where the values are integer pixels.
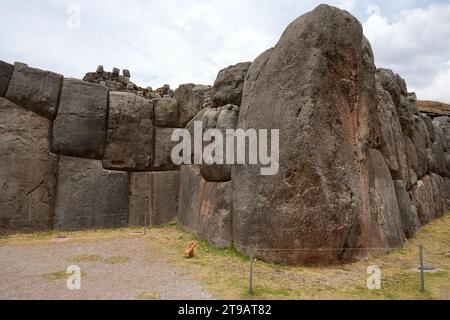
left=1, top=0, right=449, bottom=102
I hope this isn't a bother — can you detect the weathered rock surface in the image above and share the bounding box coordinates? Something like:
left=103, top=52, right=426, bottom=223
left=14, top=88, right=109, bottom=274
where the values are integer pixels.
left=409, top=175, right=436, bottom=225
left=211, top=62, right=251, bottom=107
left=393, top=180, right=421, bottom=239
left=200, top=104, right=240, bottom=182
left=175, top=84, right=211, bottom=127
left=0, top=98, right=58, bottom=232
left=54, top=156, right=129, bottom=230
left=375, top=80, right=409, bottom=185
left=129, top=172, right=151, bottom=227
left=129, top=171, right=179, bottom=226
left=0, top=60, right=14, bottom=97
left=153, top=127, right=180, bottom=171
left=5, top=63, right=63, bottom=120
left=151, top=171, right=179, bottom=225
left=404, top=136, right=419, bottom=187
left=233, top=5, right=380, bottom=264
left=411, top=115, right=431, bottom=178
left=177, top=165, right=202, bottom=232
left=103, top=92, right=154, bottom=171
left=197, top=181, right=233, bottom=247
left=52, top=79, right=108, bottom=159
left=367, top=149, right=405, bottom=249
left=154, top=98, right=179, bottom=128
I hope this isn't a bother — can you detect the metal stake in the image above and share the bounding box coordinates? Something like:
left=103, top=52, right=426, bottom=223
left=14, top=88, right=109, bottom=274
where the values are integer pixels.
left=249, top=250, right=254, bottom=295
left=144, top=209, right=148, bottom=236
left=419, top=245, right=425, bottom=292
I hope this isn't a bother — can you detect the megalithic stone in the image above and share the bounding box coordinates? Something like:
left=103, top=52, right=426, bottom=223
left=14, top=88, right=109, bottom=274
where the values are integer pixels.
left=5, top=62, right=63, bottom=120
left=103, top=92, right=154, bottom=171
left=53, top=79, right=108, bottom=159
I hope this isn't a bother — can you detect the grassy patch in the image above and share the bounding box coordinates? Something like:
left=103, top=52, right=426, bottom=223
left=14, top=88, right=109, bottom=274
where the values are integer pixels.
left=68, top=254, right=102, bottom=263
left=143, top=212, right=450, bottom=300
left=0, top=227, right=145, bottom=246
left=43, top=270, right=87, bottom=281
left=104, top=256, right=130, bottom=265
left=136, top=292, right=161, bottom=300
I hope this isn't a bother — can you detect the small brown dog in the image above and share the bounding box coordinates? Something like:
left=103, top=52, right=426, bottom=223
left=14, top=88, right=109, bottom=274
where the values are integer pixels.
left=185, top=241, right=197, bottom=258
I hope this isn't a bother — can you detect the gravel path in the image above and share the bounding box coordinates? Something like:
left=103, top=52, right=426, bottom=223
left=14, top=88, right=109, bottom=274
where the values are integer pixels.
left=0, top=235, right=212, bottom=300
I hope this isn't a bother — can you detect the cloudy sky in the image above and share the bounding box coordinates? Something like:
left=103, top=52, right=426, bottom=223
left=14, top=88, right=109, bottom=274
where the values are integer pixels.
left=1, top=0, right=449, bottom=102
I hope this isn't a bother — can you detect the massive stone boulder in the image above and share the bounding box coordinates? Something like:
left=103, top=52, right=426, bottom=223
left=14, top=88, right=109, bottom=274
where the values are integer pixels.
left=54, top=156, right=129, bottom=230
left=154, top=98, right=180, bottom=128
left=409, top=175, right=436, bottom=225
left=211, top=62, right=251, bottom=108
left=0, top=98, right=58, bottom=232
left=175, top=84, right=211, bottom=127
left=232, top=5, right=381, bottom=264
left=374, top=80, right=409, bottom=186
left=129, top=171, right=179, bottom=226
left=151, top=171, right=179, bottom=225
left=367, top=149, right=405, bottom=249
left=411, top=115, right=431, bottom=178
left=5, top=63, right=63, bottom=120
left=0, top=60, right=14, bottom=97
left=200, top=104, right=240, bottom=182
left=197, top=181, right=233, bottom=247
left=153, top=127, right=180, bottom=171
left=393, top=180, right=421, bottom=239
left=52, top=79, right=108, bottom=159
left=129, top=172, right=151, bottom=227
left=178, top=165, right=202, bottom=233
left=103, top=92, right=154, bottom=171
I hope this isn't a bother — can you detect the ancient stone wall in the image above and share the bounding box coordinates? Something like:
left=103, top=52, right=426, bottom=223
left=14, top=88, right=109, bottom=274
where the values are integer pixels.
left=0, top=4, right=449, bottom=265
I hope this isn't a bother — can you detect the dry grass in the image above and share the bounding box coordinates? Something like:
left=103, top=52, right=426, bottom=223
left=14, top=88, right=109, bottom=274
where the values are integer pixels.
left=103, top=256, right=130, bottom=265
left=143, top=213, right=450, bottom=300
left=417, top=100, right=450, bottom=115
left=2, top=214, right=449, bottom=300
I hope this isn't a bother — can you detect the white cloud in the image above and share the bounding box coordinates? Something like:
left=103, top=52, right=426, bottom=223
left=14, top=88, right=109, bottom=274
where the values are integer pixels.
left=363, top=3, right=450, bottom=103
left=0, top=1, right=449, bottom=103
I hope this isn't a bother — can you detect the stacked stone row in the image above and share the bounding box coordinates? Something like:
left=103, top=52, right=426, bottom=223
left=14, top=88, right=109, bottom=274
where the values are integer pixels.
left=0, top=60, right=212, bottom=233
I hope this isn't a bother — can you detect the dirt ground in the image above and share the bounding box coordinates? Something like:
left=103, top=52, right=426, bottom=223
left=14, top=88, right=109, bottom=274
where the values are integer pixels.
left=0, top=233, right=212, bottom=300
left=1, top=213, right=449, bottom=300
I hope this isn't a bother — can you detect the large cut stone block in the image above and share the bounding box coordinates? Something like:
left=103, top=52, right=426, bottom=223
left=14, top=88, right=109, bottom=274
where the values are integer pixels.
left=368, top=149, right=405, bottom=249
left=375, top=80, right=409, bottom=185
left=54, top=156, right=129, bottom=230
left=0, top=98, right=58, bottom=232
left=52, top=79, right=108, bottom=159
left=232, top=5, right=384, bottom=265
left=153, top=127, right=180, bottom=171
left=103, top=92, right=154, bottom=171
left=393, top=180, right=421, bottom=239
left=5, top=63, right=63, bottom=120
left=128, top=171, right=179, bottom=226
left=200, top=105, right=239, bottom=182
left=175, top=84, right=211, bottom=127
left=154, top=98, right=179, bottom=128
left=152, top=171, right=179, bottom=225
left=212, top=62, right=251, bottom=107
left=0, top=60, right=14, bottom=97
left=178, top=165, right=202, bottom=233
left=409, top=175, right=436, bottom=225
left=197, top=181, right=233, bottom=247
left=129, top=172, right=151, bottom=227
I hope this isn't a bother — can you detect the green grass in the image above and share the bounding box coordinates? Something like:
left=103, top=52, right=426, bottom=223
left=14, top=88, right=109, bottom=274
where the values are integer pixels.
left=68, top=254, right=102, bottom=263
left=136, top=292, right=161, bottom=300
left=104, top=256, right=130, bottom=265
left=43, top=270, right=87, bottom=281
left=6, top=213, right=450, bottom=300
left=144, top=212, right=450, bottom=300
